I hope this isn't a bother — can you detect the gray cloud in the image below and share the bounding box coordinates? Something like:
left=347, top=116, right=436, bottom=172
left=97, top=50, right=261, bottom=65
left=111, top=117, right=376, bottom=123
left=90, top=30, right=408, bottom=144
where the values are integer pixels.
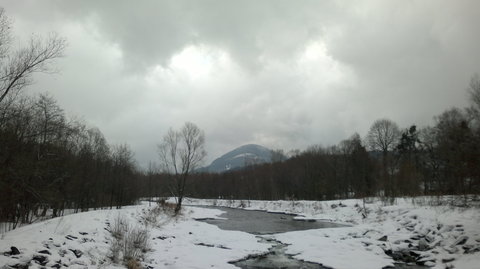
left=2, top=0, right=479, bottom=167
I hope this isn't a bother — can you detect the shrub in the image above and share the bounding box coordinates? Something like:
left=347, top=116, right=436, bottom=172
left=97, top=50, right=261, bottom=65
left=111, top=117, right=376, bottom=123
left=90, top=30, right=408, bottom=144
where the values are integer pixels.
left=109, top=214, right=150, bottom=267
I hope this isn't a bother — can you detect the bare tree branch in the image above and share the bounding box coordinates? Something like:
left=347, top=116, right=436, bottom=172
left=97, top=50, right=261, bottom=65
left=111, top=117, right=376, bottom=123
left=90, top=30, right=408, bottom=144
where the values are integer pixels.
left=0, top=8, right=66, bottom=104
left=157, top=122, right=206, bottom=213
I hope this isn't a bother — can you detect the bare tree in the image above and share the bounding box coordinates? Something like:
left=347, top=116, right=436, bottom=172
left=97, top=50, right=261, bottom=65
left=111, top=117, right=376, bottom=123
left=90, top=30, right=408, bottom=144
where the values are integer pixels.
left=0, top=8, right=11, bottom=59
left=367, top=118, right=400, bottom=153
left=0, top=8, right=66, bottom=104
left=467, top=74, right=480, bottom=126
left=367, top=118, right=400, bottom=198
left=158, top=122, right=206, bottom=213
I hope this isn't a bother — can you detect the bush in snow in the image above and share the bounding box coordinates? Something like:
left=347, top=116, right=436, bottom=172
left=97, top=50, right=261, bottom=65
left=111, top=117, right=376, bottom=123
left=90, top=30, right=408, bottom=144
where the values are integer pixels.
left=109, top=214, right=150, bottom=266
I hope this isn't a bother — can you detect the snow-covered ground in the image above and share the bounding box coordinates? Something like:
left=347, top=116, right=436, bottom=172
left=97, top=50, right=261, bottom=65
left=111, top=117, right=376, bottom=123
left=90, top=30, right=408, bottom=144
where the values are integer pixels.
left=1, top=197, right=479, bottom=269
left=181, top=197, right=480, bottom=269
left=0, top=204, right=269, bottom=269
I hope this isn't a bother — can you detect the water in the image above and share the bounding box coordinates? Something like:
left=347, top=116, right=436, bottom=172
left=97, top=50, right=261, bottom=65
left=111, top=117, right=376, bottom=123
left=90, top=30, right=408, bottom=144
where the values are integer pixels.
left=198, top=206, right=347, bottom=235
left=196, top=206, right=427, bottom=269
left=233, top=237, right=330, bottom=269
left=196, top=206, right=344, bottom=268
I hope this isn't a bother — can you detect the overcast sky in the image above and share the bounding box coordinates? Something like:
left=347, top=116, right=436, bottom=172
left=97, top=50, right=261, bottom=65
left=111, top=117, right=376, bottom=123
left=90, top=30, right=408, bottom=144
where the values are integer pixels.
left=3, top=0, right=480, bottom=168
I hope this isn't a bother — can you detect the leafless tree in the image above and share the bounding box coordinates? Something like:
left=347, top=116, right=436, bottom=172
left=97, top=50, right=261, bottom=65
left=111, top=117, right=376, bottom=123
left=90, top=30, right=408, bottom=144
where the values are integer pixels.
left=367, top=118, right=400, bottom=198
left=367, top=118, right=400, bottom=153
left=158, top=122, right=206, bottom=213
left=467, top=74, right=480, bottom=126
left=0, top=7, right=66, bottom=104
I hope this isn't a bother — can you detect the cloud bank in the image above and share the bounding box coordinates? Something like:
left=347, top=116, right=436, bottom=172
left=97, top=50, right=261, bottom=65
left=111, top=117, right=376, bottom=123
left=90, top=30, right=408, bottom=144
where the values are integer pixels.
left=3, top=0, right=479, bottom=167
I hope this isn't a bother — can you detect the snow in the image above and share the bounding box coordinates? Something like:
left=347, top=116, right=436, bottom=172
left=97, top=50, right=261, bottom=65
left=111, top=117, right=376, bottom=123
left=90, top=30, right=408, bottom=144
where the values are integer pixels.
left=1, top=197, right=479, bottom=269
left=232, top=153, right=256, bottom=159
left=0, top=204, right=269, bottom=269
left=0, top=206, right=132, bottom=268
left=181, top=197, right=480, bottom=269
left=274, top=227, right=392, bottom=269
left=145, top=206, right=269, bottom=268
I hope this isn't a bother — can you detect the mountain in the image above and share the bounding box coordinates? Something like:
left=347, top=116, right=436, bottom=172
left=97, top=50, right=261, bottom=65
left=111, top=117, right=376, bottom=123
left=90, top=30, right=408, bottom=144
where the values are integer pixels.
left=203, top=144, right=278, bottom=173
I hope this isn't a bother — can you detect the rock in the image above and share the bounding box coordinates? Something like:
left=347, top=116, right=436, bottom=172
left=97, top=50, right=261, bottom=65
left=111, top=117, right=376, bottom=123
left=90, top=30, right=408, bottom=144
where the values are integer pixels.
left=195, top=242, right=215, bottom=248
left=51, top=263, right=62, bottom=269
left=361, top=241, right=372, bottom=247
left=418, top=238, right=429, bottom=251
left=424, top=261, right=436, bottom=267
left=65, top=235, right=78, bottom=240
left=463, top=243, right=480, bottom=254
left=410, top=235, right=422, bottom=240
left=330, top=204, right=337, bottom=209
left=58, top=249, right=67, bottom=257
left=409, top=250, right=421, bottom=258
left=440, top=225, right=453, bottom=233
left=156, top=236, right=173, bottom=240
left=69, top=249, right=83, bottom=258
left=400, top=250, right=417, bottom=263
left=425, top=234, right=435, bottom=243
left=10, top=246, right=21, bottom=255
left=454, top=235, right=468, bottom=245
left=38, top=250, right=51, bottom=255
left=378, top=235, right=388, bottom=242
left=9, top=263, right=29, bottom=269
left=78, top=232, right=88, bottom=235
left=444, top=246, right=459, bottom=254
left=32, top=255, right=48, bottom=266
left=442, top=257, right=455, bottom=263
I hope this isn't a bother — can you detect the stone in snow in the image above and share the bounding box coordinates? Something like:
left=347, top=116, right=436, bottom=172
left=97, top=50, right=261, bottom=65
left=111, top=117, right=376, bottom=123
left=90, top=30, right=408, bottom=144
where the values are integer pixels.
left=38, top=249, right=51, bottom=255
left=418, top=238, right=429, bottom=251
left=10, top=246, right=20, bottom=255
left=378, top=235, right=388, bottom=242
left=69, top=248, right=83, bottom=258
left=32, top=255, right=48, bottom=266
left=453, top=235, right=468, bottom=246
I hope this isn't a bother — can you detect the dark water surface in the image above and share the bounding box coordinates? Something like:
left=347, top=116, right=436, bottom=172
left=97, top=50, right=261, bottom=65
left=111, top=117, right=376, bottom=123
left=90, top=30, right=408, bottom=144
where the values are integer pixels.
left=197, top=206, right=347, bottom=234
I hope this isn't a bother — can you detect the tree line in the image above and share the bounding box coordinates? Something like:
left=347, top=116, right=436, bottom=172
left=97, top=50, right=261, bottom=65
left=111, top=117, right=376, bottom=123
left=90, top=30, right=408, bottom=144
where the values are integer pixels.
left=0, top=8, right=139, bottom=230
left=2, top=5, right=480, bottom=231
left=0, top=93, right=139, bottom=229
left=145, top=76, right=480, bottom=204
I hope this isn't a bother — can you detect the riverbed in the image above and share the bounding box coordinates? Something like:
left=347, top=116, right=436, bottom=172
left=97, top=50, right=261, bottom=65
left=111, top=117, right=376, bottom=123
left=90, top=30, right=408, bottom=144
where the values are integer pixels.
left=196, top=206, right=427, bottom=269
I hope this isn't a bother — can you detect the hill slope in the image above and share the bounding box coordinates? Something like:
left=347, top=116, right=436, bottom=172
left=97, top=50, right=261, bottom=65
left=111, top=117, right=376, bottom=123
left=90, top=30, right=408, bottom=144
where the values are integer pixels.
left=204, top=144, right=275, bottom=173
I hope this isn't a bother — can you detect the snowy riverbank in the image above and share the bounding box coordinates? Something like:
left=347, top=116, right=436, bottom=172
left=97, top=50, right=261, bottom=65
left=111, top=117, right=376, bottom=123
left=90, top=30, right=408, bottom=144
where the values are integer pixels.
left=1, top=197, right=479, bottom=269
left=0, top=204, right=269, bottom=269
left=181, top=197, right=480, bottom=269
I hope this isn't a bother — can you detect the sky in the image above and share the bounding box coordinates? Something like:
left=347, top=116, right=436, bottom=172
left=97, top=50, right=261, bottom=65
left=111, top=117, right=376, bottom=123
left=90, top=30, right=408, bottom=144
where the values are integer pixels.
left=2, top=0, right=480, bottom=168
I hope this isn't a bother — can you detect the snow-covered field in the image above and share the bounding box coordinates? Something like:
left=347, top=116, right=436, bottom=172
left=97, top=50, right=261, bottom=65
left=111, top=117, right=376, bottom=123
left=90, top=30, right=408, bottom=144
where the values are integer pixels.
left=1, top=197, right=479, bottom=269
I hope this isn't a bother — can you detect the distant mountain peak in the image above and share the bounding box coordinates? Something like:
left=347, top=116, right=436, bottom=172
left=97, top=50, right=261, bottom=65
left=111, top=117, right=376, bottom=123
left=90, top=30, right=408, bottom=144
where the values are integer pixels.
left=203, top=144, right=277, bottom=173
